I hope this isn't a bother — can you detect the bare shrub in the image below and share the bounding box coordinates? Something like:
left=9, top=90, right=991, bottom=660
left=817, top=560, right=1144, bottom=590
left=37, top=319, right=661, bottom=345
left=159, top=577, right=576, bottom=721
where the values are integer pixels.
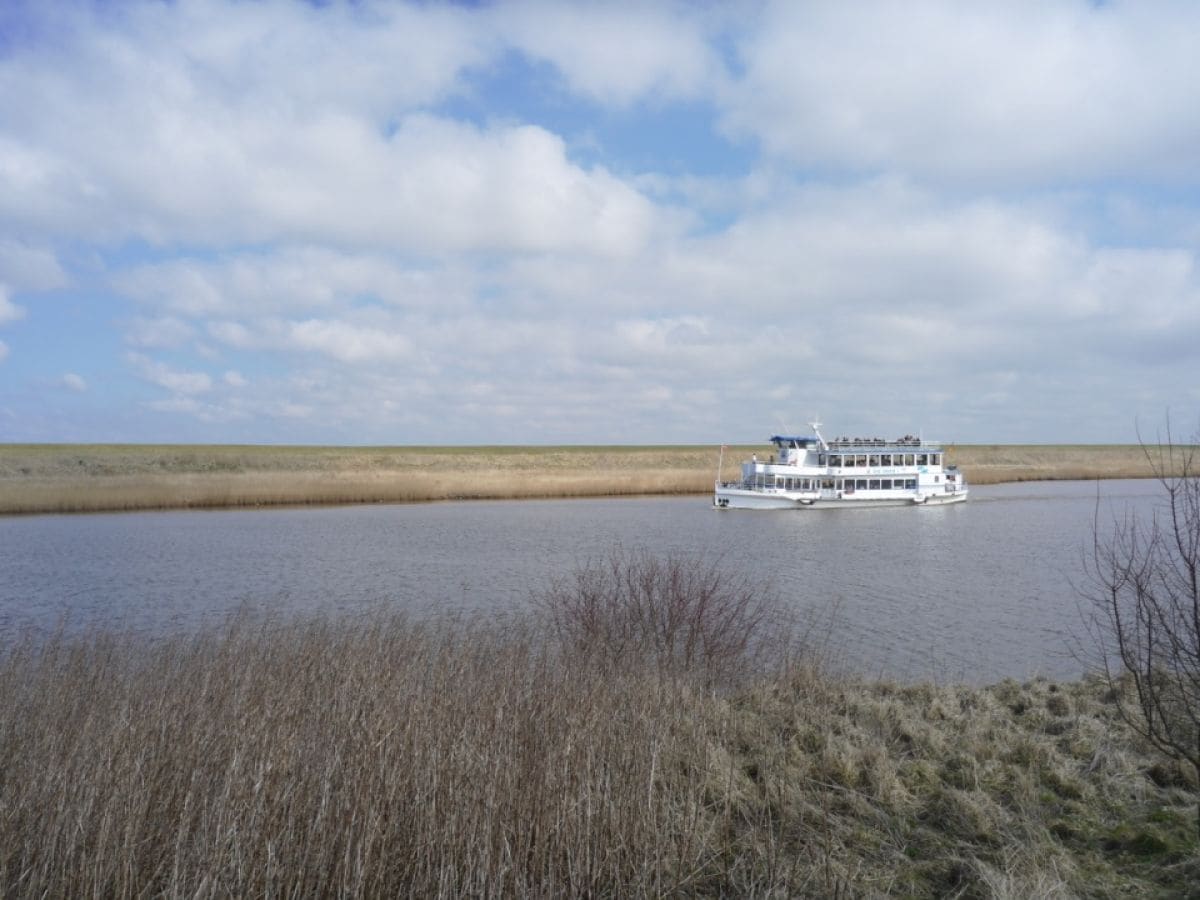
left=532, top=548, right=780, bottom=687
left=1082, top=418, right=1200, bottom=834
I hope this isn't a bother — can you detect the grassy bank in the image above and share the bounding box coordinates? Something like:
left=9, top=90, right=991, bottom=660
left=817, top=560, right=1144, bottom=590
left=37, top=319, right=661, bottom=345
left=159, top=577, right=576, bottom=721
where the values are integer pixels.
left=2, top=606, right=1196, bottom=897
left=0, top=442, right=1169, bottom=514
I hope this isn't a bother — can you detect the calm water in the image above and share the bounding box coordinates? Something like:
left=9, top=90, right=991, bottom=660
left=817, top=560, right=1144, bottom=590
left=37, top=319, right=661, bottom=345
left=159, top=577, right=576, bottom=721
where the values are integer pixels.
left=0, top=479, right=1163, bottom=683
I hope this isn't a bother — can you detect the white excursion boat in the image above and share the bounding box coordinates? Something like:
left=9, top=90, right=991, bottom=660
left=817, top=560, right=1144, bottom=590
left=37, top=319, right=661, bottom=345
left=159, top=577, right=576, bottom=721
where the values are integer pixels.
left=714, top=420, right=968, bottom=510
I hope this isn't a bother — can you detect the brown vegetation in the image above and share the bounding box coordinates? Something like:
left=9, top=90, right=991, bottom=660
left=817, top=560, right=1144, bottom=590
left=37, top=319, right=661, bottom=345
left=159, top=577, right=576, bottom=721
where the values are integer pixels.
left=0, top=444, right=723, bottom=514
left=947, top=444, right=1166, bottom=485
left=1, top=555, right=1197, bottom=897
left=1081, top=428, right=1200, bottom=836
left=0, top=442, right=1173, bottom=515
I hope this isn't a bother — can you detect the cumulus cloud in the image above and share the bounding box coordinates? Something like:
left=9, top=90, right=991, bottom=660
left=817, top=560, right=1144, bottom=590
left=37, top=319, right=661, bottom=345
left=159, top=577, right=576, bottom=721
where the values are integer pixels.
left=0, top=240, right=66, bottom=291
left=498, top=0, right=722, bottom=106
left=128, top=353, right=213, bottom=396
left=722, top=1, right=1200, bottom=183
left=0, top=285, right=25, bottom=324
left=60, top=373, right=87, bottom=392
left=0, top=0, right=1196, bottom=443
left=0, top=2, right=666, bottom=255
left=126, top=316, right=196, bottom=348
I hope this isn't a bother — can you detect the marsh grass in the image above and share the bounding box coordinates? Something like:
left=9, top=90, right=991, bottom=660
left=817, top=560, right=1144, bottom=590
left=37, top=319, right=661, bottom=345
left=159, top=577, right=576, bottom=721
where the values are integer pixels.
left=948, top=444, right=1172, bottom=485
left=0, top=443, right=1177, bottom=514
left=0, top=445, right=730, bottom=514
left=2, top=563, right=1198, bottom=896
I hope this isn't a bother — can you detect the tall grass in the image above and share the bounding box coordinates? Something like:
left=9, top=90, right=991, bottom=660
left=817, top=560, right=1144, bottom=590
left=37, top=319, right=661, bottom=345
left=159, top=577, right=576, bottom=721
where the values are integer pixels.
left=1, top=557, right=1197, bottom=896
left=1, top=615, right=741, bottom=896
left=0, top=443, right=1175, bottom=514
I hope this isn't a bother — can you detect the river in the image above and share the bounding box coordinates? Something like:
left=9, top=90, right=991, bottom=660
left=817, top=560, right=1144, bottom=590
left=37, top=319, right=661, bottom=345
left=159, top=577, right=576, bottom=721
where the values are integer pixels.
left=0, top=479, right=1164, bottom=683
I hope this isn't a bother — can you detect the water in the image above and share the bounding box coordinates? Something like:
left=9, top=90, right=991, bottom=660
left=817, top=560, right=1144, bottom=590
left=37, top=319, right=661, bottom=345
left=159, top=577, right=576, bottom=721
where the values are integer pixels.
left=0, top=479, right=1163, bottom=683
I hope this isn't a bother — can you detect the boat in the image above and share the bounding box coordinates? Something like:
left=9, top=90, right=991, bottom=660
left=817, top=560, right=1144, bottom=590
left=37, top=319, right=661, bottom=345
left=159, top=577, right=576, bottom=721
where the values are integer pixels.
left=714, top=420, right=968, bottom=509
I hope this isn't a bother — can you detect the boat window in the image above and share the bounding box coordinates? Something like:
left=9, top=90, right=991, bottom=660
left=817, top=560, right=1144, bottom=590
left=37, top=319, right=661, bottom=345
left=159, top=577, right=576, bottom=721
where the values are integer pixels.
left=856, top=454, right=867, bottom=467
left=830, top=454, right=841, bottom=467
left=856, top=479, right=868, bottom=490
left=785, top=477, right=793, bottom=490
left=869, top=479, right=880, bottom=490
left=906, top=478, right=917, bottom=490
left=931, top=453, right=941, bottom=466
left=822, top=478, right=833, bottom=489
left=881, top=479, right=892, bottom=489
left=917, top=454, right=928, bottom=466
left=869, top=455, right=880, bottom=467
left=904, top=454, right=915, bottom=466
left=880, top=454, right=892, bottom=466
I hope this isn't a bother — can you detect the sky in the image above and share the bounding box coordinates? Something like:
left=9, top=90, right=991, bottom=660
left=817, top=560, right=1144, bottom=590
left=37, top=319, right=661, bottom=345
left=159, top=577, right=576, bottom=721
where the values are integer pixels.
left=1, top=0, right=1198, bottom=446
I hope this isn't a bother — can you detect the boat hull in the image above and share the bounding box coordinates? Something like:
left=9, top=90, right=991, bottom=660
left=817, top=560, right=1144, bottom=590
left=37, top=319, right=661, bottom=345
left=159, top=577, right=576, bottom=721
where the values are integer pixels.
left=713, top=486, right=968, bottom=510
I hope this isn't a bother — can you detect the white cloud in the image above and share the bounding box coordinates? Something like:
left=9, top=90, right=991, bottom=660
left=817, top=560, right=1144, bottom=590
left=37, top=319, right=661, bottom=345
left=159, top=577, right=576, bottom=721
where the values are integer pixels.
left=126, top=316, right=196, bottom=348
left=118, top=248, right=481, bottom=320
left=60, top=373, right=87, bottom=392
left=0, top=285, right=25, bottom=325
left=0, top=240, right=66, bottom=291
left=1, top=0, right=1197, bottom=444
left=498, top=1, right=721, bottom=106
left=722, top=1, right=1200, bottom=183
left=208, top=315, right=412, bottom=364
left=0, top=3, right=666, bottom=255
left=128, top=353, right=213, bottom=396
left=286, top=319, right=411, bottom=364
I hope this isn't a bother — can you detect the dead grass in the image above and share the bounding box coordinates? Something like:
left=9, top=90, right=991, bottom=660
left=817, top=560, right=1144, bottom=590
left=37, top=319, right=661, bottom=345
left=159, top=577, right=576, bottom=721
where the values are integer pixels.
left=0, top=445, right=731, bottom=514
left=0, top=442, right=1181, bottom=514
left=947, top=445, right=1168, bottom=485
left=2, top=568, right=1197, bottom=897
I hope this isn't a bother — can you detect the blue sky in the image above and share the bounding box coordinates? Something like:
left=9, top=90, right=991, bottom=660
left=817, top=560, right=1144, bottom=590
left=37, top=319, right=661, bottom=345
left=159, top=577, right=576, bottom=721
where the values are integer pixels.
left=1, top=0, right=1198, bottom=445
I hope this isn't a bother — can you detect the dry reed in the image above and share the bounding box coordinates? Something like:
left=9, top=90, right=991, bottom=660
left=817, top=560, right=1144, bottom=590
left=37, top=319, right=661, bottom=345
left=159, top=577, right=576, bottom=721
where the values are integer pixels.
left=0, top=442, right=1175, bottom=515
left=2, top=554, right=1197, bottom=897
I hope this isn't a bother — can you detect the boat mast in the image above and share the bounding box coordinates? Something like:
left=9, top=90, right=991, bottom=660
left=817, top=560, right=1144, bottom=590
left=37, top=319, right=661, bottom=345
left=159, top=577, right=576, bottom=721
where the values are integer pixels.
left=809, top=416, right=827, bottom=451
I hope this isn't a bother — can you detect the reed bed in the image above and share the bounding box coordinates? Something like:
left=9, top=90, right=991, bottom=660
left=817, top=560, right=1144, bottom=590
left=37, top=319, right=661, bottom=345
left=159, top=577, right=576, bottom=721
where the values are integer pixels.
left=947, top=444, right=1165, bottom=486
left=0, top=443, right=1173, bottom=515
left=2, top=553, right=1196, bottom=897
left=0, top=445, right=724, bottom=514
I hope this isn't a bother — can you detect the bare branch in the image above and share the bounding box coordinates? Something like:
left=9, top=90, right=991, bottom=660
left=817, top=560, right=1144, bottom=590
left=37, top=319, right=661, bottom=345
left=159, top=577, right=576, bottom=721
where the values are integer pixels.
left=1083, top=415, right=1200, bottom=835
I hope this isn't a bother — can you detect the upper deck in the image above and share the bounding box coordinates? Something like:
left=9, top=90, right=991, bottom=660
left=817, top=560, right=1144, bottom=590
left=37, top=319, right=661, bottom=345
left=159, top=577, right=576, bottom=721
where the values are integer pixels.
left=823, top=434, right=937, bottom=450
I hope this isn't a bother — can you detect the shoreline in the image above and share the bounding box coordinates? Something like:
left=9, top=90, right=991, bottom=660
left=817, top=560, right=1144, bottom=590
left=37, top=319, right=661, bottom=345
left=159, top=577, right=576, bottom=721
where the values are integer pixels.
left=0, top=443, right=1167, bottom=515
